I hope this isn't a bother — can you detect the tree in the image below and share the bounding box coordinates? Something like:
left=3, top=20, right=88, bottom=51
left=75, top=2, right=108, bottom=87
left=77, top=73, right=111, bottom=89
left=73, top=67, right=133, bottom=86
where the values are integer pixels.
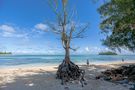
left=47, top=0, right=89, bottom=85
left=98, top=0, right=135, bottom=52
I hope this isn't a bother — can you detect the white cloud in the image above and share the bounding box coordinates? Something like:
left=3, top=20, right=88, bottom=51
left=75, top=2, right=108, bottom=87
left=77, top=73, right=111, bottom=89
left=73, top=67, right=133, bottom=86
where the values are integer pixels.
left=12, top=46, right=64, bottom=54
left=85, top=47, right=90, bottom=52
left=77, top=46, right=111, bottom=54
left=35, top=23, right=48, bottom=31
left=84, top=46, right=101, bottom=54
left=2, top=32, right=13, bottom=37
left=0, top=25, right=15, bottom=33
left=0, top=25, right=16, bottom=37
left=0, top=24, right=28, bottom=38
left=83, top=46, right=134, bottom=55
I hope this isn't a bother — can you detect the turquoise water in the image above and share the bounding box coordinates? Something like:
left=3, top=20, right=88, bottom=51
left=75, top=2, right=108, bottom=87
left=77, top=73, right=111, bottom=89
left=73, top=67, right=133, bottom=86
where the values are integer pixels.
left=0, top=55, right=135, bottom=67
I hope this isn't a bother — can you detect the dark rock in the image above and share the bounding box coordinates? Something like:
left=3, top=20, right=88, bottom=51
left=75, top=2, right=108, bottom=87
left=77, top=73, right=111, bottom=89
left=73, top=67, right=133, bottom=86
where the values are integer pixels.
left=101, top=64, right=135, bottom=83
left=130, top=68, right=135, bottom=76
left=104, top=77, right=111, bottom=81
left=95, top=76, right=100, bottom=79
left=129, top=75, right=135, bottom=81
left=102, top=70, right=112, bottom=76
left=122, top=68, right=131, bottom=76
left=111, top=74, right=124, bottom=81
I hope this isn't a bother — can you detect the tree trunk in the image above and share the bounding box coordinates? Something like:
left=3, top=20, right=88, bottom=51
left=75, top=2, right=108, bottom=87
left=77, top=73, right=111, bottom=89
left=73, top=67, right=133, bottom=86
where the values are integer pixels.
left=56, top=46, right=86, bottom=87
left=65, top=47, right=70, bottom=64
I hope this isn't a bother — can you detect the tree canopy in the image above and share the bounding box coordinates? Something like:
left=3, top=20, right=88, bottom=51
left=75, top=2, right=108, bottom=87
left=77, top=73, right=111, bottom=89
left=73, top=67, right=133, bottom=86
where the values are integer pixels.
left=98, top=0, right=135, bottom=52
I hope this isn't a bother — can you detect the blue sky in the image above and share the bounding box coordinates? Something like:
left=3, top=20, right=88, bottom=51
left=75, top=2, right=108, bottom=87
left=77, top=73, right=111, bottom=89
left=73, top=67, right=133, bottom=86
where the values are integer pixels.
left=0, top=0, right=132, bottom=54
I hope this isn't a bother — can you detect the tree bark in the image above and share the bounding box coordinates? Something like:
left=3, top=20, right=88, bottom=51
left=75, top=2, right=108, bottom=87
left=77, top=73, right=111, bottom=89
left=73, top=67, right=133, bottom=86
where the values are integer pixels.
left=56, top=46, right=86, bottom=86
left=48, top=0, right=87, bottom=86
left=65, top=47, right=70, bottom=64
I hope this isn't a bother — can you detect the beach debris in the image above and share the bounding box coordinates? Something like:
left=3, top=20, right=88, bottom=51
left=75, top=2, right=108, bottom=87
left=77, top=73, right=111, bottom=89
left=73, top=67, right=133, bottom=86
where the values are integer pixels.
left=56, top=60, right=86, bottom=87
left=97, top=64, right=135, bottom=84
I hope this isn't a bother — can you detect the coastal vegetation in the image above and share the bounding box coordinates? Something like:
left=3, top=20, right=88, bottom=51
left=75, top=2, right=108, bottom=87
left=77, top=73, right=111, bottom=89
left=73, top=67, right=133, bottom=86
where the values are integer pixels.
left=97, top=1, right=135, bottom=89
left=0, top=52, right=12, bottom=54
left=98, top=0, right=135, bottom=52
left=99, top=51, right=117, bottom=55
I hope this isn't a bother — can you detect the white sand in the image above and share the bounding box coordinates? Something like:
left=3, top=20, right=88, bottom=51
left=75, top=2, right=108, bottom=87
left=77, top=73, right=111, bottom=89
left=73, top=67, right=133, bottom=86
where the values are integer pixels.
left=0, top=65, right=57, bottom=85
left=0, top=61, right=135, bottom=90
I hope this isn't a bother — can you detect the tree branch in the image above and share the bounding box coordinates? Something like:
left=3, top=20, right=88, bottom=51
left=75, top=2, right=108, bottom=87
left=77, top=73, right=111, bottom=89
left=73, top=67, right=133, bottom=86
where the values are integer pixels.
left=48, top=0, right=63, bottom=26
left=72, top=23, right=89, bottom=39
left=47, top=22, right=62, bottom=34
left=69, top=47, right=79, bottom=51
left=69, top=23, right=75, bottom=41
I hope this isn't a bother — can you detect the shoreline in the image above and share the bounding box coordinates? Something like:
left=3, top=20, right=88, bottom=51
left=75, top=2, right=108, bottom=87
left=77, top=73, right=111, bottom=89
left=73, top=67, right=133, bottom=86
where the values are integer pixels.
left=0, top=59, right=135, bottom=69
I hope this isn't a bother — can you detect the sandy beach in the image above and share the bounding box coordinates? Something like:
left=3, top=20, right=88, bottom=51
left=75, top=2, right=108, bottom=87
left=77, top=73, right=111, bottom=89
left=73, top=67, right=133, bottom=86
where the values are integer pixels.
left=0, top=61, right=135, bottom=90
left=0, top=0, right=135, bottom=89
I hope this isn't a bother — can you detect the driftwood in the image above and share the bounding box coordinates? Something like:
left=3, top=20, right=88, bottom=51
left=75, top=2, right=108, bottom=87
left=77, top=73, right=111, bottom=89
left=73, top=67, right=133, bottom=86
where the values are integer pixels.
left=97, top=65, right=135, bottom=82
left=56, top=60, right=86, bottom=87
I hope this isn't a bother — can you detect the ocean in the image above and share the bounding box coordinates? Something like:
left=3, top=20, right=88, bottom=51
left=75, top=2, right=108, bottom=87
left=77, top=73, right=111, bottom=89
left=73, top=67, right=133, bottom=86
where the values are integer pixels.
left=0, top=54, right=135, bottom=68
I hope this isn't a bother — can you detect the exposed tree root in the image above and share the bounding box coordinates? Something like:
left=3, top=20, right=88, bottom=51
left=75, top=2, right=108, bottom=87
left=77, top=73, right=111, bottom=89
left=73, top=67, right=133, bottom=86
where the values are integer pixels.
left=56, top=60, right=86, bottom=87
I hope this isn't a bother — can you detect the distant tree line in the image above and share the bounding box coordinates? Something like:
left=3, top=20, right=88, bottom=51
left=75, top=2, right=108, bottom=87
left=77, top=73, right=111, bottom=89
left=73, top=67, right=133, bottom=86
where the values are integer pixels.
left=0, top=52, right=12, bottom=54
left=99, top=51, right=117, bottom=55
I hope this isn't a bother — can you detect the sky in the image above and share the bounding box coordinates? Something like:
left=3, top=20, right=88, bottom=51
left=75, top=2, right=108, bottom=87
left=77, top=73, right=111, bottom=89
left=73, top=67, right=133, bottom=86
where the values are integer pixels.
left=0, top=0, right=133, bottom=54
